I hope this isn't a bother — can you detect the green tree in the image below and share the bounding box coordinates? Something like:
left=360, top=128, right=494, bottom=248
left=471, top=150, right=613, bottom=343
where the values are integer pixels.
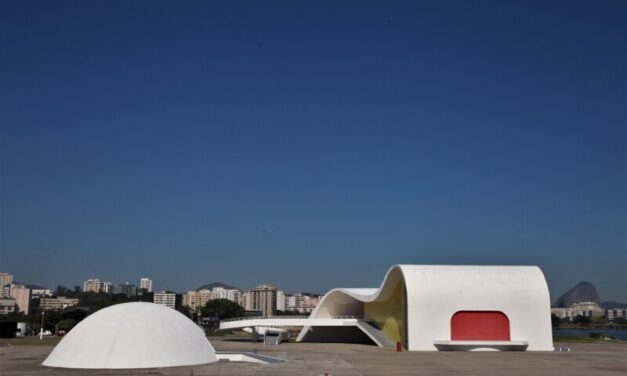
left=176, top=305, right=192, bottom=318
left=573, top=315, right=591, bottom=325
left=200, top=299, right=244, bottom=320
left=57, top=318, right=77, bottom=331
left=551, top=314, right=561, bottom=328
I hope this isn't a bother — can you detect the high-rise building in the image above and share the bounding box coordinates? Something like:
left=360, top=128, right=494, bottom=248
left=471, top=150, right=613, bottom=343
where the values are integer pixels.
left=10, top=283, right=31, bottom=313
left=182, top=287, right=242, bottom=312
left=250, top=284, right=277, bottom=317
left=113, top=283, right=136, bottom=297
left=83, top=279, right=103, bottom=293
left=154, top=291, right=176, bottom=309
left=0, top=273, right=13, bottom=297
left=140, top=278, right=153, bottom=293
left=83, top=279, right=113, bottom=293
left=182, top=291, right=199, bottom=311
left=241, top=291, right=253, bottom=310
left=276, top=290, right=285, bottom=311
left=102, top=282, right=114, bottom=294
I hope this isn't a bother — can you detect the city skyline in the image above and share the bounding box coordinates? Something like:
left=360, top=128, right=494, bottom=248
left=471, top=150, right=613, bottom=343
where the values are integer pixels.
left=1, top=2, right=626, bottom=302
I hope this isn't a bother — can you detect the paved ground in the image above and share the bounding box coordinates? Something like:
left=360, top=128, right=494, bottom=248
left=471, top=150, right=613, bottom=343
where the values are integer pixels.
left=1, top=336, right=626, bottom=376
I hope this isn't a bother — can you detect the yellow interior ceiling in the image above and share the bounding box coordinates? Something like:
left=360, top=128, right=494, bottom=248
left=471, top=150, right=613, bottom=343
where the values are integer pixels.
left=364, top=279, right=406, bottom=345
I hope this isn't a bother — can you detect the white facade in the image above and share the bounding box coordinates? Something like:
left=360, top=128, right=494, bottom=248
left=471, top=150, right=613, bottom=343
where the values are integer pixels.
left=42, top=302, right=217, bottom=369
left=276, top=290, right=285, bottom=311
left=298, top=265, right=554, bottom=351
left=9, top=283, right=31, bottom=314
left=140, top=278, right=153, bottom=293
left=182, top=287, right=242, bottom=312
left=83, top=279, right=113, bottom=293
left=31, top=288, right=52, bottom=297
left=154, top=291, right=176, bottom=309
left=0, top=298, right=16, bottom=314
left=0, top=273, right=13, bottom=297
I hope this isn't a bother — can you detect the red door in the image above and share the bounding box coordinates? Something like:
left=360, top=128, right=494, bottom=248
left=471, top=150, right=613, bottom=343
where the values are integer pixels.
left=451, top=311, right=510, bottom=341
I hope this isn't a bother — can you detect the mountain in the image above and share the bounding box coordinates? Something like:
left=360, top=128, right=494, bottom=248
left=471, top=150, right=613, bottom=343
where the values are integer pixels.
left=601, top=301, right=627, bottom=309
left=553, top=281, right=601, bottom=307
left=195, top=282, right=239, bottom=291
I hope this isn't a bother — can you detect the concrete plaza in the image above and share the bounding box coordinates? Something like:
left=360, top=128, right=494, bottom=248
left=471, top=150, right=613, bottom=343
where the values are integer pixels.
left=1, top=336, right=625, bottom=376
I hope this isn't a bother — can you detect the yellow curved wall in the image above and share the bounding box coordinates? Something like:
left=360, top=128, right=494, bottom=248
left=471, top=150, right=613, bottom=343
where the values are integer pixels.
left=364, top=280, right=406, bottom=345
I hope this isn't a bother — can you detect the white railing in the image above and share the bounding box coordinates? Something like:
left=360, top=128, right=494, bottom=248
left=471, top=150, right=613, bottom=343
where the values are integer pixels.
left=220, top=315, right=363, bottom=323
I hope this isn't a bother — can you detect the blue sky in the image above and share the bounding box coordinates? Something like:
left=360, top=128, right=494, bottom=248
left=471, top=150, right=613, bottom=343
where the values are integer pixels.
left=1, top=1, right=625, bottom=301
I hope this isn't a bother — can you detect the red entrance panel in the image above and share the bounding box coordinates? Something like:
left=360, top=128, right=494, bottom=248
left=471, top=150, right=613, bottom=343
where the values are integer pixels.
left=451, top=311, right=510, bottom=341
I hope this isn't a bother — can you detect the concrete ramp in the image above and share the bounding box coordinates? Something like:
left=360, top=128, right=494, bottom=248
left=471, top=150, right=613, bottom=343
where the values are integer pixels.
left=356, top=322, right=395, bottom=348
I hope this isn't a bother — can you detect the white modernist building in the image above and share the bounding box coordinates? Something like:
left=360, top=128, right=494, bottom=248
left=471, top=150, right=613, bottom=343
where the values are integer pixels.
left=222, top=265, right=554, bottom=351
left=42, top=302, right=218, bottom=369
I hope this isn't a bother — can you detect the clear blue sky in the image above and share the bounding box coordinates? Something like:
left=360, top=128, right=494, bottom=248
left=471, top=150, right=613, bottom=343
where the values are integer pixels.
left=1, top=1, right=625, bottom=301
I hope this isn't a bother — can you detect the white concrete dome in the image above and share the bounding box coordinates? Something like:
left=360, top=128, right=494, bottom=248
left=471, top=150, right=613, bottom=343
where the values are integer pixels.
left=42, top=302, right=218, bottom=369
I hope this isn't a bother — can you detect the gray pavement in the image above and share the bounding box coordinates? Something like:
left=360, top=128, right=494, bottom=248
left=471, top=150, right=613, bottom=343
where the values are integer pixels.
left=1, top=336, right=625, bottom=376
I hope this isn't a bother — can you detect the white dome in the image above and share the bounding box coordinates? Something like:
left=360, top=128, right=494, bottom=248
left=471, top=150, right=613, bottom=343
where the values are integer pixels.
left=42, top=302, right=218, bottom=369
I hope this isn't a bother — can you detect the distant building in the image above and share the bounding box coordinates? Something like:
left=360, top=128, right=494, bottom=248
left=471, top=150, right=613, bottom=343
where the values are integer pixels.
left=0, top=298, right=16, bottom=314
left=276, top=290, right=285, bottom=311
left=250, top=284, right=277, bottom=317
left=182, top=287, right=242, bottom=312
left=282, top=292, right=320, bottom=313
left=302, top=294, right=320, bottom=313
left=154, top=291, right=176, bottom=309
left=551, top=301, right=605, bottom=321
left=140, top=278, right=153, bottom=293
left=10, top=283, right=31, bottom=313
left=241, top=291, right=253, bottom=310
left=182, top=291, right=199, bottom=311
left=82, top=279, right=114, bottom=293
left=571, top=301, right=605, bottom=318
left=551, top=307, right=575, bottom=321
left=210, top=286, right=241, bottom=304
left=182, top=290, right=212, bottom=312
left=606, top=308, right=627, bottom=321
left=285, top=294, right=299, bottom=311
left=113, top=283, right=136, bottom=297
left=31, top=287, right=52, bottom=297
left=0, top=273, right=13, bottom=297
left=41, top=297, right=79, bottom=311
left=103, top=282, right=114, bottom=294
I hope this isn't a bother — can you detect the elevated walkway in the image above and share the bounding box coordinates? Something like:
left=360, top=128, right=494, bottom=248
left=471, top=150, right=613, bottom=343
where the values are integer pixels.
left=219, top=315, right=363, bottom=330
left=220, top=315, right=393, bottom=348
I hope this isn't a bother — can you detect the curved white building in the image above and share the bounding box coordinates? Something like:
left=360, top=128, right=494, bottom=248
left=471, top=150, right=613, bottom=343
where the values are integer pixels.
left=42, top=302, right=218, bottom=369
left=297, top=265, right=553, bottom=351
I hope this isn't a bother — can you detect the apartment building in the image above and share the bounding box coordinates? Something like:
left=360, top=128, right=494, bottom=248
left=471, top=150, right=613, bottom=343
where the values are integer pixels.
left=551, top=301, right=605, bottom=320
left=140, top=278, right=153, bottom=293
left=182, top=287, right=242, bottom=311
left=0, top=298, right=16, bottom=314
left=83, top=279, right=114, bottom=293
left=250, top=284, right=277, bottom=317
left=41, top=297, right=79, bottom=311
left=276, top=290, right=285, bottom=311
left=606, top=308, right=627, bottom=321
left=154, top=291, right=176, bottom=309
left=0, top=273, right=13, bottom=297
left=10, top=283, right=31, bottom=313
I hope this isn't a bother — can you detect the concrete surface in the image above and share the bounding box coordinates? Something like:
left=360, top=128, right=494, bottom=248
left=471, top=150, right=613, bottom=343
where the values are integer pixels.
left=1, top=336, right=625, bottom=375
